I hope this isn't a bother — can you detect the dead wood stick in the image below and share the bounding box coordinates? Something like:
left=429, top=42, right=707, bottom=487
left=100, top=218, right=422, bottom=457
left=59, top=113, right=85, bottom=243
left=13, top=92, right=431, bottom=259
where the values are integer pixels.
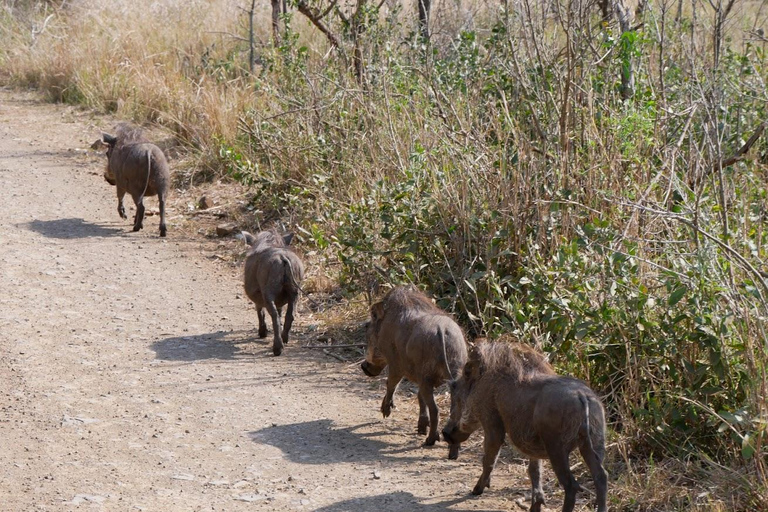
left=305, top=343, right=366, bottom=349
left=711, top=121, right=766, bottom=175
left=323, top=349, right=349, bottom=362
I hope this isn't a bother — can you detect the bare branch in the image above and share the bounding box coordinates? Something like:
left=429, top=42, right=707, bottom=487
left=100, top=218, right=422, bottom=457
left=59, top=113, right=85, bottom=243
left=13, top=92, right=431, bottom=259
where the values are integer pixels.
left=709, top=121, right=766, bottom=175
left=296, top=0, right=342, bottom=49
left=317, top=0, right=338, bottom=21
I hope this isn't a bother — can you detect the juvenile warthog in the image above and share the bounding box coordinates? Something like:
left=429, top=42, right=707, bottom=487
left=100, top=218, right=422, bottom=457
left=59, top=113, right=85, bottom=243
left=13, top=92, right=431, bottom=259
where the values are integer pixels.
left=243, top=230, right=304, bottom=356
left=102, top=124, right=169, bottom=237
left=442, top=341, right=607, bottom=512
left=361, top=286, right=468, bottom=447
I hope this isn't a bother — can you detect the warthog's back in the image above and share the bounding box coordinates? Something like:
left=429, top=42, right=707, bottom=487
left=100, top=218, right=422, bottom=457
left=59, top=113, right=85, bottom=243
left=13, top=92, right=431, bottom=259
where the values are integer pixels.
left=108, top=142, right=169, bottom=198
left=381, top=309, right=468, bottom=383
left=244, top=246, right=304, bottom=308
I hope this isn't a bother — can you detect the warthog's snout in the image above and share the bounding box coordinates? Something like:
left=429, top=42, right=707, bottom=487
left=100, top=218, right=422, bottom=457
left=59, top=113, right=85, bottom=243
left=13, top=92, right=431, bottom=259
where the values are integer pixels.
left=361, top=361, right=384, bottom=377
left=442, top=423, right=470, bottom=446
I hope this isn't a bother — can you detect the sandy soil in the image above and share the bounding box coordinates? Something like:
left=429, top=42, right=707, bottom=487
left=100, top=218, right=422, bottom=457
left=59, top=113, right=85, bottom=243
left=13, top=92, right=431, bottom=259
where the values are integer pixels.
left=0, top=89, right=594, bottom=511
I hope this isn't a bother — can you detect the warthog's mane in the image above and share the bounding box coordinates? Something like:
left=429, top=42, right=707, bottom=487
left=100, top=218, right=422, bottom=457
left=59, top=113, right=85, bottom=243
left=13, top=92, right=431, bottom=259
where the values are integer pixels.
left=114, top=123, right=149, bottom=145
left=380, top=285, right=444, bottom=316
left=467, top=341, right=554, bottom=382
left=245, top=230, right=291, bottom=256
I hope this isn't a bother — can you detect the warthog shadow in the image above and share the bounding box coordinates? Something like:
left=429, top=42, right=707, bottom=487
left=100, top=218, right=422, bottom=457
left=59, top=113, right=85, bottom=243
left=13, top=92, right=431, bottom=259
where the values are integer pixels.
left=249, top=419, right=427, bottom=465
left=24, top=218, right=122, bottom=239
left=313, top=492, right=492, bottom=512
left=151, top=330, right=254, bottom=361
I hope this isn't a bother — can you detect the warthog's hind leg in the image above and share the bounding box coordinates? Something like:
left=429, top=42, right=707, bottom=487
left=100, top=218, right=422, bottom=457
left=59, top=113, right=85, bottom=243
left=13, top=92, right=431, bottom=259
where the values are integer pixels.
left=545, top=439, right=580, bottom=512
left=132, top=195, right=145, bottom=232
left=265, top=301, right=283, bottom=356
left=281, top=297, right=296, bottom=345
left=417, top=393, right=429, bottom=436
left=579, top=438, right=608, bottom=512
left=257, top=308, right=267, bottom=338
left=418, top=383, right=440, bottom=446
left=158, top=191, right=167, bottom=237
left=117, top=187, right=128, bottom=220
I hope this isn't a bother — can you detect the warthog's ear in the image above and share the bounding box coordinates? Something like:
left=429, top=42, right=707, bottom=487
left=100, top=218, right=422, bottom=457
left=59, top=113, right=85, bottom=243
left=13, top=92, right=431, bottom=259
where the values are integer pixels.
left=283, top=233, right=294, bottom=246
left=370, top=301, right=385, bottom=322
left=241, top=231, right=256, bottom=246
left=464, top=346, right=485, bottom=383
left=102, top=133, right=117, bottom=146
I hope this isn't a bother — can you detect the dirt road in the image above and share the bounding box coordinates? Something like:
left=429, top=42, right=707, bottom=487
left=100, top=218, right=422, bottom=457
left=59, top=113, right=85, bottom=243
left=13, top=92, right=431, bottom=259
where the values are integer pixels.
left=0, top=90, right=571, bottom=511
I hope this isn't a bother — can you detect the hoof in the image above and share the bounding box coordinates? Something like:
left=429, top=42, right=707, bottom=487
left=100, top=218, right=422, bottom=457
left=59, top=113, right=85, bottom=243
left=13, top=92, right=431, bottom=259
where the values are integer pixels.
left=273, top=345, right=283, bottom=356
left=447, top=444, right=460, bottom=460
left=423, top=435, right=438, bottom=446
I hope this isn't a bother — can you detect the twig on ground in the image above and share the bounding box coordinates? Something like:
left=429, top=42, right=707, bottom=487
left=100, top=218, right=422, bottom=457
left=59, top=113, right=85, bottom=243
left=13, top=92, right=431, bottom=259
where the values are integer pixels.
left=322, top=349, right=349, bottom=362
left=306, top=343, right=366, bottom=349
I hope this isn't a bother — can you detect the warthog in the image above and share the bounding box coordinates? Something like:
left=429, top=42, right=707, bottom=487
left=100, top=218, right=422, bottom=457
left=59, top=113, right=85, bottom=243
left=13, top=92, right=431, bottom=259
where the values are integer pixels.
left=242, top=230, right=305, bottom=356
left=102, top=124, right=169, bottom=237
left=361, top=286, right=468, bottom=447
left=442, top=341, right=608, bottom=512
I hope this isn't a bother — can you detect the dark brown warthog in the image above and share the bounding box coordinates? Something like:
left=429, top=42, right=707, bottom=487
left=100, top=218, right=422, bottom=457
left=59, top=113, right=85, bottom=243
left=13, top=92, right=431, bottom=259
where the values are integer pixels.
left=442, top=341, right=607, bottom=512
left=102, top=124, right=169, bottom=237
left=243, top=230, right=305, bottom=356
left=361, top=286, right=468, bottom=447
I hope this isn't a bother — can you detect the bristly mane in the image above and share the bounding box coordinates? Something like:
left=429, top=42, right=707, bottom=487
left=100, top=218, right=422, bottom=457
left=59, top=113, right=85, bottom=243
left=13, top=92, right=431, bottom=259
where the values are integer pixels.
left=381, top=285, right=444, bottom=315
left=114, top=122, right=149, bottom=144
left=245, top=230, right=291, bottom=257
left=468, top=341, right=554, bottom=381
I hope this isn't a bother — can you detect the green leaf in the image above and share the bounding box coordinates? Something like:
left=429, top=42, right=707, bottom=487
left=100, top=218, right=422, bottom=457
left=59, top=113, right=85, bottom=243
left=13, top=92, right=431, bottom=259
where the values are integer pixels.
left=668, top=286, right=687, bottom=306
left=742, top=434, right=756, bottom=460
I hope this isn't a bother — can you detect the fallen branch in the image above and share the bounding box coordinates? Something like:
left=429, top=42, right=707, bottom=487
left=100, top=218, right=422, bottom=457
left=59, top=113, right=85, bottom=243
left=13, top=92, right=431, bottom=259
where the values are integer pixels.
left=305, top=343, right=366, bottom=349
left=323, top=349, right=350, bottom=362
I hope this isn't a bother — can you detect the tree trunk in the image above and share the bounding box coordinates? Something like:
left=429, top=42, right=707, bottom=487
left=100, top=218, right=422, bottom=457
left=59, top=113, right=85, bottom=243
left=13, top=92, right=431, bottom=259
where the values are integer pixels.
left=271, top=0, right=281, bottom=46
left=418, top=0, right=431, bottom=40
left=352, top=0, right=368, bottom=84
left=615, top=0, right=634, bottom=100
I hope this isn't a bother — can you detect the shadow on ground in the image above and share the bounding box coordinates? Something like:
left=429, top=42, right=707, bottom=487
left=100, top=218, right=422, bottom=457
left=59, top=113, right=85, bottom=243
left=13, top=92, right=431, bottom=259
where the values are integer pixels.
left=24, top=218, right=122, bottom=239
left=249, top=419, right=433, bottom=465
left=313, top=492, right=499, bottom=512
left=151, top=330, right=255, bottom=361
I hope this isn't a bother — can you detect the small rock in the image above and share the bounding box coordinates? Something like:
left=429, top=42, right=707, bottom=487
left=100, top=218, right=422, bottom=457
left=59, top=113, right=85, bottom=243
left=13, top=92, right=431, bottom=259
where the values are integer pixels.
left=198, top=196, right=215, bottom=210
left=71, top=494, right=105, bottom=505
left=233, top=494, right=264, bottom=502
left=216, top=223, right=237, bottom=237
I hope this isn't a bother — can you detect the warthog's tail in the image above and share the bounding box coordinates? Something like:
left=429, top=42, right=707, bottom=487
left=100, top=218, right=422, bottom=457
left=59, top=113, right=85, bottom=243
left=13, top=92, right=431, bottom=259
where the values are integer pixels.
left=280, top=254, right=323, bottom=309
left=578, top=394, right=601, bottom=480
left=139, top=148, right=152, bottom=203
left=438, top=328, right=455, bottom=382
left=280, top=254, right=302, bottom=294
